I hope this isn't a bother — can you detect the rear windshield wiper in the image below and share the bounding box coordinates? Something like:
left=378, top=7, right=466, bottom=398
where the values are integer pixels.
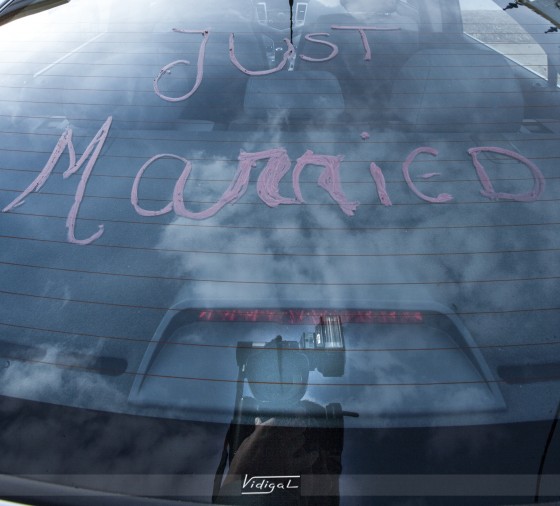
left=0, top=0, right=69, bottom=26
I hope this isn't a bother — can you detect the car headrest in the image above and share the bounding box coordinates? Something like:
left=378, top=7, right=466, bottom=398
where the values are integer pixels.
left=389, top=45, right=525, bottom=132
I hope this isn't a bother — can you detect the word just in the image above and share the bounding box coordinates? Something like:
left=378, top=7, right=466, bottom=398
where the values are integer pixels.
left=153, top=25, right=400, bottom=102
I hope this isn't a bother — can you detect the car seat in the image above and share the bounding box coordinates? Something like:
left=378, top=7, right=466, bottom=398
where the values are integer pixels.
left=388, top=39, right=525, bottom=132
left=295, top=0, right=419, bottom=125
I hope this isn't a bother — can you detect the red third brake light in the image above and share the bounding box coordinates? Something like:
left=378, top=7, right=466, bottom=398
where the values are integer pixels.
left=196, top=309, right=424, bottom=325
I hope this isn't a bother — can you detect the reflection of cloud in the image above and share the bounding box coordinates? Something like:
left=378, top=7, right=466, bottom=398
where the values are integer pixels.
left=148, top=127, right=560, bottom=428
left=157, top=146, right=432, bottom=305
left=1, top=343, right=127, bottom=409
left=2, top=350, right=64, bottom=399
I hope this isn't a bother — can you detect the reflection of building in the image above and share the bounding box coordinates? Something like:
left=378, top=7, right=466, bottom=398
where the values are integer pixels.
left=522, top=0, right=560, bottom=26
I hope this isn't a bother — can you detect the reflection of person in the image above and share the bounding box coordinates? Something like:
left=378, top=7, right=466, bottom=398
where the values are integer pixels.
left=216, top=411, right=342, bottom=505
left=215, top=336, right=346, bottom=505
left=225, top=417, right=318, bottom=482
